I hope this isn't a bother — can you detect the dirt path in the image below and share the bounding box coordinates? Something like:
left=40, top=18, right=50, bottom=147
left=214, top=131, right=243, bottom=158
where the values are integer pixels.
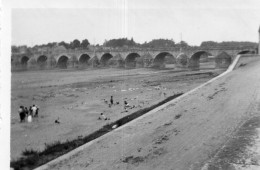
left=202, top=80, right=260, bottom=170
left=46, top=58, right=260, bottom=170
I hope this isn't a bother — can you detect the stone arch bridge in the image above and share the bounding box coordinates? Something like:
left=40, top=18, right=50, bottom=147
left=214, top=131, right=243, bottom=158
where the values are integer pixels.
left=11, top=46, right=257, bottom=70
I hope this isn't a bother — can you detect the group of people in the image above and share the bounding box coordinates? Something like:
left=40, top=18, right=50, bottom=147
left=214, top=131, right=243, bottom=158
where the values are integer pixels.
left=104, top=96, right=130, bottom=109
left=99, top=96, right=116, bottom=120
left=99, top=96, right=136, bottom=120
left=18, top=105, right=39, bottom=123
left=98, top=113, right=110, bottom=120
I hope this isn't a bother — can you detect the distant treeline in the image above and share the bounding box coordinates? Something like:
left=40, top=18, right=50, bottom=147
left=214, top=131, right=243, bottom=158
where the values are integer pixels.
left=200, top=41, right=258, bottom=48
left=103, top=38, right=189, bottom=48
left=12, top=39, right=90, bottom=53
left=12, top=38, right=257, bottom=53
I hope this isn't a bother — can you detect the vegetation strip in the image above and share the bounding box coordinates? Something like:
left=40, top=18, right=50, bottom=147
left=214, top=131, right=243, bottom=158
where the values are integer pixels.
left=11, top=93, right=183, bottom=170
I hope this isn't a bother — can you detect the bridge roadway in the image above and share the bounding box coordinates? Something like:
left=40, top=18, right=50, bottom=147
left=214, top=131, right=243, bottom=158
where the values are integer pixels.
left=36, top=55, right=260, bottom=170
left=12, top=46, right=256, bottom=70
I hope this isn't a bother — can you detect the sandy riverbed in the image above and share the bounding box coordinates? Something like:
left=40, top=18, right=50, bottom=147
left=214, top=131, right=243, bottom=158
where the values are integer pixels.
left=11, top=65, right=222, bottom=160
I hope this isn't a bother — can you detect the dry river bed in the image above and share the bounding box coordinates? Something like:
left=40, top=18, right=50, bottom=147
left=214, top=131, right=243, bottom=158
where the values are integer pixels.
left=11, top=67, right=223, bottom=161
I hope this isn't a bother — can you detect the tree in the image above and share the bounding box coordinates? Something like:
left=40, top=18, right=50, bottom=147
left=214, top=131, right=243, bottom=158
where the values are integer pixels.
left=141, top=39, right=175, bottom=48
left=175, top=41, right=189, bottom=48
left=180, top=41, right=188, bottom=47
left=200, top=41, right=218, bottom=48
left=200, top=41, right=257, bottom=49
left=103, top=38, right=137, bottom=48
left=81, top=39, right=90, bottom=49
left=58, top=41, right=69, bottom=49
left=128, top=37, right=135, bottom=46
left=11, top=46, right=19, bottom=53
left=70, top=39, right=81, bottom=49
left=46, top=42, right=57, bottom=48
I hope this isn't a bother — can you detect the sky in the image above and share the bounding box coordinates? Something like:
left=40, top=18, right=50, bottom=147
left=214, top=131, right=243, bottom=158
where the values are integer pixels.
left=9, top=0, right=260, bottom=46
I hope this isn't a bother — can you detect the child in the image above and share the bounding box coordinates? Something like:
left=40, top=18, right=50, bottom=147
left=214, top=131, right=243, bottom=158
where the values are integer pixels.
left=27, top=114, right=32, bottom=123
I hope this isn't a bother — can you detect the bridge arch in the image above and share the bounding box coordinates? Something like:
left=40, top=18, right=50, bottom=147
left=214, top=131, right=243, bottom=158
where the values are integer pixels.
left=57, top=55, right=69, bottom=68
left=125, top=53, right=141, bottom=68
left=153, top=52, right=175, bottom=68
left=189, top=51, right=212, bottom=70
left=237, top=50, right=255, bottom=55
left=20, top=56, right=29, bottom=65
left=100, top=53, right=113, bottom=66
left=37, top=55, right=48, bottom=68
left=78, top=54, right=90, bottom=68
left=79, top=54, right=91, bottom=65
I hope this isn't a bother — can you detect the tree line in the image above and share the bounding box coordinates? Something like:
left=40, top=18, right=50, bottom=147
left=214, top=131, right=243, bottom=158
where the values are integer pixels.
left=200, top=41, right=257, bottom=48
left=12, top=39, right=90, bottom=53
left=12, top=38, right=257, bottom=53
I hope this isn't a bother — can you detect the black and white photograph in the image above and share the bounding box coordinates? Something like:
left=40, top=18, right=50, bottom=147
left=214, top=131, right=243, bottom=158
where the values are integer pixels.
left=1, top=0, right=260, bottom=169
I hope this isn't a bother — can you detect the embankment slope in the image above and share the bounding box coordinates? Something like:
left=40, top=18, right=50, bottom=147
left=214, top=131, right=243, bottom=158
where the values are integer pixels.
left=41, top=56, right=260, bottom=170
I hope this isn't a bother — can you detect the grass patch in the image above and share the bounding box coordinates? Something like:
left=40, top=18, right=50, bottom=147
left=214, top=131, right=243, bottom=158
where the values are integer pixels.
left=239, top=63, right=247, bottom=67
left=22, top=149, right=39, bottom=156
left=175, top=114, right=182, bottom=119
left=10, top=93, right=183, bottom=170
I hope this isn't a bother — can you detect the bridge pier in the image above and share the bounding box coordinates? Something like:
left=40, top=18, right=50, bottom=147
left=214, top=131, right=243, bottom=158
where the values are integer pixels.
left=46, top=56, right=56, bottom=69
left=176, top=53, right=188, bottom=68
left=90, top=56, right=100, bottom=68
left=143, top=59, right=153, bottom=68
left=27, top=58, right=37, bottom=70
left=143, top=53, right=153, bottom=68
left=106, top=54, right=125, bottom=68
left=215, top=52, right=232, bottom=69
left=67, top=56, right=79, bottom=68
left=188, top=59, right=200, bottom=70
left=38, top=62, right=48, bottom=69
left=78, top=63, right=89, bottom=69
left=109, top=60, right=125, bottom=68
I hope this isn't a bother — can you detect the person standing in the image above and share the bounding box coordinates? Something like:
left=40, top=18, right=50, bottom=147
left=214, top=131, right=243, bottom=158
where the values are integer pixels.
left=35, top=105, right=39, bottom=117
left=18, top=106, right=25, bottom=122
left=28, top=106, right=32, bottom=116
left=110, top=96, right=114, bottom=105
left=24, top=107, right=29, bottom=117
left=31, top=105, right=37, bottom=117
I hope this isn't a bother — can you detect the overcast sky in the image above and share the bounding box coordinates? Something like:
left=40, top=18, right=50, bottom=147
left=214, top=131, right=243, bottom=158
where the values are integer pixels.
left=10, top=0, right=260, bottom=46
